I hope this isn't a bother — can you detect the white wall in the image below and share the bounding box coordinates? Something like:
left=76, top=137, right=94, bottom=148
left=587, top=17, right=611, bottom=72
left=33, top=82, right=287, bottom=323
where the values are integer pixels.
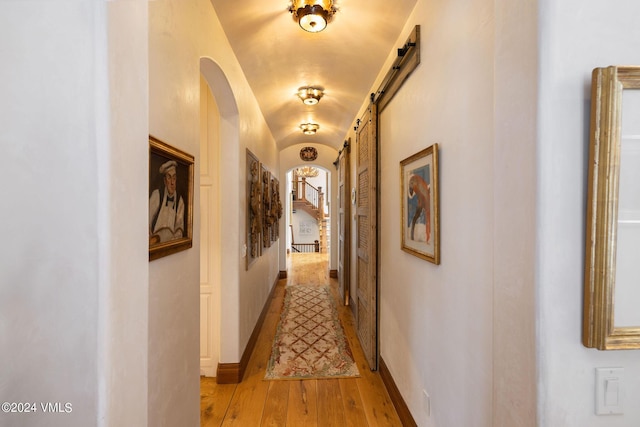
left=493, top=0, right=538, bottom=425
left=148, top=2, right=201, bottom=424
left=348, top=1, right=496, bottom=425
left=0, top=2, right=148, bottom=427
left=347, top=0, right=640, bottom=426
left=149, top=2, right=279, bottom=424
left=345, top=0, right=540, bottom=425
left=103, top=3, right=149, bottom=426
left=291, top=210, right=321, bottom=244
left=537, top=1, right=640, bottom=426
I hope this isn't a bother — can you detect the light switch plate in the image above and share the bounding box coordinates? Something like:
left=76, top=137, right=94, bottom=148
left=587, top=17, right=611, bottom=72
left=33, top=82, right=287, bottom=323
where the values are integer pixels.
left=422, top=389, right=430, bottom=417
left=595, top=367, right=624, bottom=415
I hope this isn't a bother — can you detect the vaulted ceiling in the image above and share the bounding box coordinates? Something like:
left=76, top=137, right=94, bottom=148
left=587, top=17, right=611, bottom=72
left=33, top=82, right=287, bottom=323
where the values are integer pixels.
left=209, top=0, right=417, bottom=152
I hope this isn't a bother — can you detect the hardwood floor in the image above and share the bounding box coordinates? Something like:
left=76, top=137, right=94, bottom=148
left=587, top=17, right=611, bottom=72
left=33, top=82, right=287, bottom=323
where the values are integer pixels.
left=201, top=253, right=402, bottom=426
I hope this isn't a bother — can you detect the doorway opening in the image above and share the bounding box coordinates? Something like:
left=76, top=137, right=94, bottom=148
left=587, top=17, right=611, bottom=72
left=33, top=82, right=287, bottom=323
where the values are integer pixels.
left=285, top=166, right=332, bottom=282
left=199, top=58, right=240, bottom=379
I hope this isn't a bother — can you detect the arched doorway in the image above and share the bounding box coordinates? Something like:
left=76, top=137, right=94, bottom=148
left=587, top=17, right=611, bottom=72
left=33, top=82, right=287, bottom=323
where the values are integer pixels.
left=279, top=144, right=340, bottom=282
left=199, top=58, right=239, bottom=376
left=286, top=166, right=331, bottom=256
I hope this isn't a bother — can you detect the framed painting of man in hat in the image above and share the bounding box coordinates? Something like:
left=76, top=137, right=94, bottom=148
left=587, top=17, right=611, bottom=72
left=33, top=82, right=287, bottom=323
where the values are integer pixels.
left=149, top=135, right=194, bottom=261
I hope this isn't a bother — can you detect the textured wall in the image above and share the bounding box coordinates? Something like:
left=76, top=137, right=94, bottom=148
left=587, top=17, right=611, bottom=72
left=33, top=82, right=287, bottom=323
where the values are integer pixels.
left=372, top=0, right=497, bottom=425
left=0, top=2, right=149, bottom=426
left=149, top=1, right=279, bottom=425
left=537, top=1, right=640, bottom=426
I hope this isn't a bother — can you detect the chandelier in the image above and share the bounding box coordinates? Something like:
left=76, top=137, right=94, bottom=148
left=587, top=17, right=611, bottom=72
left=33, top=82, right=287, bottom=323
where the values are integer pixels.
left=297, top=166, right=320, bottom=178
left=289, top=0, right=337, bottom=33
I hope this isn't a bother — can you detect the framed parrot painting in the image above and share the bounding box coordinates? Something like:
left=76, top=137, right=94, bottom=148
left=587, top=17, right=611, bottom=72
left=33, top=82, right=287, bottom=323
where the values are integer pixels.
left=400, top=143, right=440, bottom=264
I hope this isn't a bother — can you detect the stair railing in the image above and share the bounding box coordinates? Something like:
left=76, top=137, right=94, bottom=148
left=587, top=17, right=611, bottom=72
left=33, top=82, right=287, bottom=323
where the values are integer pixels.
left=292, top=177, right=321, bottom=211
left=291, top=240, right=320, bottom=253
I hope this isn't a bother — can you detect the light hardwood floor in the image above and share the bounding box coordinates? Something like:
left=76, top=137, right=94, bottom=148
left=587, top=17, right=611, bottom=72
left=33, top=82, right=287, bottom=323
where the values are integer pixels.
left=200, top=253, right=402, bottom=426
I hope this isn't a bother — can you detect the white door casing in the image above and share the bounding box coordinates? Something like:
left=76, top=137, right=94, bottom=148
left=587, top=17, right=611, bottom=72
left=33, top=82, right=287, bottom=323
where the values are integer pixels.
left=199, top=75, right=221, bottom=377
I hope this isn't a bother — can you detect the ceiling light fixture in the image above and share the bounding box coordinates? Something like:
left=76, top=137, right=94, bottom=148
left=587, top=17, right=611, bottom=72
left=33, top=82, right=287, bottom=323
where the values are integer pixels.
left=300, top=123, right=319, bottom=135
left=297, top=166, right=320, bottom=178
left=289, top=0, right=336, bottom=33
left=297, top=87, right=324, bottom=105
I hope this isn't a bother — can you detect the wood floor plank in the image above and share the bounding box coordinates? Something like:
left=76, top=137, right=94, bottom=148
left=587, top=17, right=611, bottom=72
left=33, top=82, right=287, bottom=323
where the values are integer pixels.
left=247, top=282, right=285, bottom=376
left=260, top=381, right=290, bottom=426
left=200, top=377, right=236, bottom=427
left=218, top=290, right=284, bottom=425
left=338, top=292, right=402, bottom=426
left=220, top=371, right=269, bottom=426
left=356, top=376, right=402, bottom=427
left=287, top=380, right=318, bottom=427
left=339, top=379, right=369, bottom=427
left=316, top=379, right=346, bottom=427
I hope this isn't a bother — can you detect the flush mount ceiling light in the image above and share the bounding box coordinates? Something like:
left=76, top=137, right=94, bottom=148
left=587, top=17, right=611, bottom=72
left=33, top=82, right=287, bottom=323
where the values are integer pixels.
left=289, top=0, right=337, bottom=33
left=300, top=123, right=320, bottom=135
left=297, top=87, right=324, bottom=105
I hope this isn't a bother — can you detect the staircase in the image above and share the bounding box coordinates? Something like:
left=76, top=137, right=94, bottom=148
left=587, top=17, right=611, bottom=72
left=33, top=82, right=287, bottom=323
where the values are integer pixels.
left=292, top=177, right=329, bottom=253
left=292, top=198, right=320, bottom=219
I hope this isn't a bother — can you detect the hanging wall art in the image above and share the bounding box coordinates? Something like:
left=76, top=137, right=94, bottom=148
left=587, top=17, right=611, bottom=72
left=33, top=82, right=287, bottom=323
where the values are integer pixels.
left=400, top=143, right=440, bottom=264
left=246, top=149, right=262, bottom=269
left=149, top=135, right=194, bottom=261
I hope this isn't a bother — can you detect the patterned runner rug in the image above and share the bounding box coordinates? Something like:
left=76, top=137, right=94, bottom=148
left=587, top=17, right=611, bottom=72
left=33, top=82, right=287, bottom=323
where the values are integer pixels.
left=265, top=285, right=359, bottom=380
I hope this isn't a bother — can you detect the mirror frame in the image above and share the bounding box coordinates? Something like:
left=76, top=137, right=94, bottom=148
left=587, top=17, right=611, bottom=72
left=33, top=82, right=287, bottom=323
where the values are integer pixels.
left=583, top=66, right=640, bottom=350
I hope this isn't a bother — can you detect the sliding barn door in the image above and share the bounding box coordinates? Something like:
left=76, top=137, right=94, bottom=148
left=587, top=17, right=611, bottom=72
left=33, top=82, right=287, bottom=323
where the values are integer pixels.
left=356, top=103, right=378, bottom=370
left=338, top=140, right=351, bottom=306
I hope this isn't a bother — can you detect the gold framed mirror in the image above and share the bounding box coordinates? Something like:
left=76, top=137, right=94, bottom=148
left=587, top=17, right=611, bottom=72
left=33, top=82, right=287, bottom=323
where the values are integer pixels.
left=583, top=66, right=640, bottom=350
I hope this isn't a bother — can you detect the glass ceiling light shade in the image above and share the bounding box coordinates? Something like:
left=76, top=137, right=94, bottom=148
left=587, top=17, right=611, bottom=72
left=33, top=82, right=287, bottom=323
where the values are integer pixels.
left=300, top=123, right=319, bottom=135
left=298, top=87, right=324, bottom=105
left=289, top=0, right=336, bottom=33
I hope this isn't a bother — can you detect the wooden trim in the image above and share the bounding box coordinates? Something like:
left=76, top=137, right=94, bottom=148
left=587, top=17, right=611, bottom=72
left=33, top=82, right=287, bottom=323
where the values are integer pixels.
left=279, top=270, right=287, bottom=279
left=341, top=138, right=351, bottom=306
left=374, top=25, right=420, bottom=112
left=215, top=362, right=241, bottom=384
left=329, top=269, right=338, bottom=278
left=379, top=357, right=417, bottom=427
left=216, top=274, right=280, bottom=384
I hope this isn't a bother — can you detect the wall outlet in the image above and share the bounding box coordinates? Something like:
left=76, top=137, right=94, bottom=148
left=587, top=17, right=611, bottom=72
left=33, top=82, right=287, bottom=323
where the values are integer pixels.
left=422, top=389, right=430, bottom=417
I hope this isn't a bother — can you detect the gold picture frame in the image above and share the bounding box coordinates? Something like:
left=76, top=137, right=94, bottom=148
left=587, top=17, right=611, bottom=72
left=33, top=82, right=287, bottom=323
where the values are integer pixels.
left=400, top=143, right=440, bottom=264
left=149, top=135, right=194, bottom=261
left=583, top=66, right=640, bottom=350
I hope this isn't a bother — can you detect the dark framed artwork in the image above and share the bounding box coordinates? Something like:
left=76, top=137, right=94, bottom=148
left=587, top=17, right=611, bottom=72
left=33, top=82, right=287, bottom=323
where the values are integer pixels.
left=300, top=146, right=318, bottom=161
left=400, top=143, right=440, bottom=264
left=149, top=135, right=194, bottom=261
left=246, top=149, right=262, bottom=269
left=262, top=165, right=273, bottom=248
left=271, top=175, right=283, bottom=242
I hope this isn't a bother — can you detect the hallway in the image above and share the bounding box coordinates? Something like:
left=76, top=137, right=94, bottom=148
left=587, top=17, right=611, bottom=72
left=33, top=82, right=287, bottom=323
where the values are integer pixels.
left=200, top=253, right=402, bottom=426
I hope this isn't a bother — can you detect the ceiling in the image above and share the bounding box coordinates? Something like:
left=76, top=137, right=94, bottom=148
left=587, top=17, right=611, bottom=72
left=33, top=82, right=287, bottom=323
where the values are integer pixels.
left=209, top=0, right=417, bottom=152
